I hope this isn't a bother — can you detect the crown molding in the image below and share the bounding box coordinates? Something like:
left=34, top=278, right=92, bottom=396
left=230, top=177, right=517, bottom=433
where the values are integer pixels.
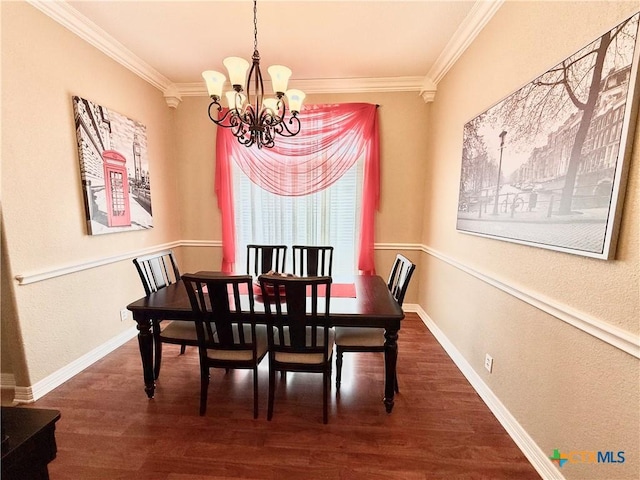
left=419, top=78, right=437, bottom=104
left=426, top=0, right=504, bottom=86
left=27, top=0, right=172, bottom=91
left=173, top=76, right=426, bottom=100
left=27, top=0, right=501, bottom=106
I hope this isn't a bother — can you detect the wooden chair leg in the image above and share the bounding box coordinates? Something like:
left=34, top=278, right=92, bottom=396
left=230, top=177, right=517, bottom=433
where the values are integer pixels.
left=180, top=344, right=186, bottom=355
left=199, top=368, right=209, bottom=416
left=335, top=347, right=343, bottom=390
left=268, top=361, right=276, bottom=421
left=394, top=374, right=399, bottom=393
left=253, top=366, right=259, bottom=419
left=323, top=367, right=329, bottom=424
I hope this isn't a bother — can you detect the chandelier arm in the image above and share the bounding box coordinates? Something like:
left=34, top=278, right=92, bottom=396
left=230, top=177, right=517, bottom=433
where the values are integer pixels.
left=207, top=101, right=238, bottom=128
left=259, top=106, right=283, bottom=128
left=239, top=134, right=255, bottom=148
left=261, top=128, right=275, bottom=149
left=229, top=115, right=247, bottom=139
left=275, top=114, right=302, bottom=137
left=275, top=97, right=286, bottom=121
left=242, top=106, right=258, bottom=131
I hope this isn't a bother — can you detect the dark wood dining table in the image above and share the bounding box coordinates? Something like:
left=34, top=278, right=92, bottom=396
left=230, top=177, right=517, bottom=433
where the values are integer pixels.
left=127, top=273, right=405, bottom=412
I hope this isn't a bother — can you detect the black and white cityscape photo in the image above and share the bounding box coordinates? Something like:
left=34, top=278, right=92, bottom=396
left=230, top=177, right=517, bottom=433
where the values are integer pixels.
left=456, top=12, right=640, bottom=259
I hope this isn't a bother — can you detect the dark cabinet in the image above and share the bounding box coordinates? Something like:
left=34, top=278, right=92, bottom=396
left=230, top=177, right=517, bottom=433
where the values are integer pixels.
left=1, top=407, right=61, bottom=480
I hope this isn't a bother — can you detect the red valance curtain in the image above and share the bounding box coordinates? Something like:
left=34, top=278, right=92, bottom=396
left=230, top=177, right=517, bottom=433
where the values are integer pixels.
left=215, top=102, right=379, bottom=274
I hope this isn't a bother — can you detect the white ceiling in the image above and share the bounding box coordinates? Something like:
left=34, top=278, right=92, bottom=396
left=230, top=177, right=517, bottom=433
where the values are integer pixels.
left=30, top=0, right=504, bottom=101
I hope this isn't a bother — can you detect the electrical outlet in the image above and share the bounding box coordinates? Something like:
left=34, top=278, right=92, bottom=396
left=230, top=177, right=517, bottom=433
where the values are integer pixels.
left=120, top=309, right=129, bottom=322
left=484, top=353, right=493, bottom=373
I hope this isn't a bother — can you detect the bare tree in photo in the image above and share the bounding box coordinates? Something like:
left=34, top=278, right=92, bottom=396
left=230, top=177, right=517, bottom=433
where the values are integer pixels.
left=460, top=115, right=494, bottom=207
left=494, top=15, right=638, bottom=214
left=456, top=12, right=639, bottom=259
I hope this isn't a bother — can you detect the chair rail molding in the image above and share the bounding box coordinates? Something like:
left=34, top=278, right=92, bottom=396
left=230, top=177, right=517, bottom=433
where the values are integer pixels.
left=15, top=240, right=394, bottom=285
left=14, top=239, right=636, bottom=359
left=421, top=245, right=640, bottom=359
left=15, top=240, right=184, bottom=285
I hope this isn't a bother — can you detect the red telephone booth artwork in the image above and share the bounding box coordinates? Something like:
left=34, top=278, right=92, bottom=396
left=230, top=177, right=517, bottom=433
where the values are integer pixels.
left=74, top=96, right=153, bottom=235
left=102, top=150, right=131, bottom=227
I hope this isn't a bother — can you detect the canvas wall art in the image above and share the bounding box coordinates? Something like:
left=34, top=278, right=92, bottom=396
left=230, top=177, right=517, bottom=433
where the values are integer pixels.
left=73, top=96, right=153, bottom=235
left=456, top=12, right=640, bottom=259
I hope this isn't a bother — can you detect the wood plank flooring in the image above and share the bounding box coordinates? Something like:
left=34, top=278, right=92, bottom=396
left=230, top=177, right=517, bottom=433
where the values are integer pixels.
left=27, top=313, right=541, bottom=479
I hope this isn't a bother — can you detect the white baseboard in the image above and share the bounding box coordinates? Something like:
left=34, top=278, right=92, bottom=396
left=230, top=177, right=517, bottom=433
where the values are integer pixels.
left=1, top=373, right=17, bottom=405
left=412, top=305, right=564, bottom=480
left=12, top=326, right=138, bottom=403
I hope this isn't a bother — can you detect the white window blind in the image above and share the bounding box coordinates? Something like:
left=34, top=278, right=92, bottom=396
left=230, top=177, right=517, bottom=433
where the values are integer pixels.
left=232, top=156, right=363, bottom=277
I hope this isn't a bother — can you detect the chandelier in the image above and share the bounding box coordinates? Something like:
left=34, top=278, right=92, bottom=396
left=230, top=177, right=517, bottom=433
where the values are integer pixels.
left=202, top=0, right=305, bottom=149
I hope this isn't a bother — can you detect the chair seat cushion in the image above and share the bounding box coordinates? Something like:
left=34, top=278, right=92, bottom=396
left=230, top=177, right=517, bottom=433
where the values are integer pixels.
left=160, top=321, right=199, bottom=341
left=335, top=327, right=385, bottom=347
left=207, top=325, right=268, bottom=361
left=273, top=327, right=335, bottom=365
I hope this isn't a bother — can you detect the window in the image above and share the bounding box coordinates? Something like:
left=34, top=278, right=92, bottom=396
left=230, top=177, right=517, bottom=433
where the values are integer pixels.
left=215, top=103, right=379, bottom=275
left=233, top=155, right=363, bottom=276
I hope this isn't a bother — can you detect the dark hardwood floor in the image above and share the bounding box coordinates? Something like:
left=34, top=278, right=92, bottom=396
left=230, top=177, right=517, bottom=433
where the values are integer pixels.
left=29, top=313, right=540, bottom=479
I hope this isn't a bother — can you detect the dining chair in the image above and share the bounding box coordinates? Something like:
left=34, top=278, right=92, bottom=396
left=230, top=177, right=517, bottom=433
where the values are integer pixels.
left=258, top=274, right=333, bottom=424
left=246, top=244, right=288, bottom=276
left=182, top=273, right=268, bottom=418
left=334, top=253, right=416, bottom=392
left=133, top=249, right=199, bottom=380
left=292, top=245, right=334, bottom=276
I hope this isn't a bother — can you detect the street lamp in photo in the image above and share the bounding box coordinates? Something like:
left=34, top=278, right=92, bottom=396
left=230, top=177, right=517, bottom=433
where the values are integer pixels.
left=492, top=130, right=508, bottom=215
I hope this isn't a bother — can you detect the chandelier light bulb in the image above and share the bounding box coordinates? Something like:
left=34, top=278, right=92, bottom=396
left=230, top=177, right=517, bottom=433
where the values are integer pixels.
left=267, top=65, right=292, bottom=95
left=262, top=98, right=280, bottom=116
left=202, top=70, right=226, bottom=99
left=285, top=89, right=305, bottom=114
left=223, top=57, right=251, bottom=90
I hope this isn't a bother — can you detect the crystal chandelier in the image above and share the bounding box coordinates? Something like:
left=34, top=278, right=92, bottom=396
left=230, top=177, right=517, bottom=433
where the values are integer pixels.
left=202, top=0, right=305, bottom=149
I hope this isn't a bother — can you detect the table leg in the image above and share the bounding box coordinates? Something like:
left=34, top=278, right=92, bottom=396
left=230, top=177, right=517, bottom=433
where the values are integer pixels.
left=135, top=314, right=156, bottom=398
left=383, top=327, right=398, bottom=413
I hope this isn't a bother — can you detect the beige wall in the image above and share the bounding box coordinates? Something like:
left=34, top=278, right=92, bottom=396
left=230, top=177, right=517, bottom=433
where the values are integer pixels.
left=1, top=3, right=180, bottom=385
left=422, top=2, right=639, bottom=479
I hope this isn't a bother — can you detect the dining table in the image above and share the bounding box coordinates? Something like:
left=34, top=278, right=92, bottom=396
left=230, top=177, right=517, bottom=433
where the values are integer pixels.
left=127, top=273, right=405, bottom=413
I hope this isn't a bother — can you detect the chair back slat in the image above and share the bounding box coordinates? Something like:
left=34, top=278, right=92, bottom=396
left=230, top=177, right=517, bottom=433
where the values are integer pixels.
left=182, top=273, right=257, bottom=352
left=292, top=245, right=333, bottom=277
left=133, top=250, right=180, bottom=295
left=259, top=275, right=331, bottom=354
left=387, top=254, right=416, bottom=306
left=246, top=244, right=287, bottom=276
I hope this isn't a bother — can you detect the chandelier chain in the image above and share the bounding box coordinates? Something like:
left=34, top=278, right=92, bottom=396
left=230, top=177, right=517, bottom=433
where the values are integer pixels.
left=253, top=0, right=258, bottom=53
